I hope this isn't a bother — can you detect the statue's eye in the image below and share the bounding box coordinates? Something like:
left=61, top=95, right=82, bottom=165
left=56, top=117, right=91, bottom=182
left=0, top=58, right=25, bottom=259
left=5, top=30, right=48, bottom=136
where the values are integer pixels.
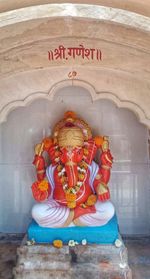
left=77, top=149, right=81, bottom=154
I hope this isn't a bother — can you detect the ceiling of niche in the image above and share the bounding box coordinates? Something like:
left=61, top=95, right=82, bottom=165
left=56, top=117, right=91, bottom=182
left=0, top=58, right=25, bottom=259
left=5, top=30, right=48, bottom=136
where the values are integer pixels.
left=0, top=2, right=150, bottom=127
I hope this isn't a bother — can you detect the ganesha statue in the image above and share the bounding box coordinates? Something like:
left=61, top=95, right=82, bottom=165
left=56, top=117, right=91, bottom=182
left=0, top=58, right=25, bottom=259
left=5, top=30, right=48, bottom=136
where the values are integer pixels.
left=31, top=111, right=115, bottom=228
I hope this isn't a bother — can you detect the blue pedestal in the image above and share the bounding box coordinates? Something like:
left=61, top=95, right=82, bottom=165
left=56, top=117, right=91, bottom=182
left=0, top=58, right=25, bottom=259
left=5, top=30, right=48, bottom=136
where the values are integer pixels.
left=27, top=215, right=119, bottom=244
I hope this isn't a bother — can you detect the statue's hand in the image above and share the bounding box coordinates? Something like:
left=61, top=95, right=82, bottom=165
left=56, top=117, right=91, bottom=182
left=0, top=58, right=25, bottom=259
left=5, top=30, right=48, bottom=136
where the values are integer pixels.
left=100, top=150, right=113, bottom=168
left=31, top=180, right=51, bottom=202
left=98, top=191, right=110, bottom=202
left=96, top=182, right=110, bottom=202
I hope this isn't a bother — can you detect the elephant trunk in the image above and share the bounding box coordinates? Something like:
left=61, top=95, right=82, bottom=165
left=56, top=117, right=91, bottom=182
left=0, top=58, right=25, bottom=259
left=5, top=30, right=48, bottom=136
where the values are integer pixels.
left=65, top=162, right=78, bottom=187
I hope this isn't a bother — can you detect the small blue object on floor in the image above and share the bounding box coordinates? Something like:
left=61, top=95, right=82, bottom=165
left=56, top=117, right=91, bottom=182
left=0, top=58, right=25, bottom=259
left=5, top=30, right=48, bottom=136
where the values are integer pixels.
left=27, top=215, right=119, bottom=244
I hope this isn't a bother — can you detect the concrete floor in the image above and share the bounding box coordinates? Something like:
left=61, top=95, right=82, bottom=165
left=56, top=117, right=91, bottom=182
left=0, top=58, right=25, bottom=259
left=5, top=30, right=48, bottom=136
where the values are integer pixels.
left=0, top=235, right=150, bottom=279
left=124, top=238, right=150, bottom=279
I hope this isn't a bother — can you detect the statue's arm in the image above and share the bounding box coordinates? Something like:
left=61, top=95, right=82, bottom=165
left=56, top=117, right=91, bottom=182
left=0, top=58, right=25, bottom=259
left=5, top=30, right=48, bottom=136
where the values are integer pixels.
left=33, top=154, right=46, bottom=181
left=93, top=149, right=113, bottom=202
left=31, top=139, right=53, bottom=202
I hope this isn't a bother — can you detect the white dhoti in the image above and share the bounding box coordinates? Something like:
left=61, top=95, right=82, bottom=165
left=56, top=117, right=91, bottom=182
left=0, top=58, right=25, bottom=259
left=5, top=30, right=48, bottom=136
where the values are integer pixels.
left=32, top=199, right=115, bottom=227
left=32, top=199, right=71, bottom=228
left=32, top=161, right=115, bottom=228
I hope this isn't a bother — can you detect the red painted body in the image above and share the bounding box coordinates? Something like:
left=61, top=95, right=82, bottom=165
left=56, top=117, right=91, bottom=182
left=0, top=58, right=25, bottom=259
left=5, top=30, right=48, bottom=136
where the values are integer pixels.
left=32, top=141, right=113, bottom=206
left=53, top=169, right=92, bottom=206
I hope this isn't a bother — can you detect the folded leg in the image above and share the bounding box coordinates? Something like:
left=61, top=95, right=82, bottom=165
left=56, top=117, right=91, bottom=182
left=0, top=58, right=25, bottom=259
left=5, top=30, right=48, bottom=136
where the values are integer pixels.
left=32, top=199, right=73, bottom=228
left=74, top=201, right=115, bottom=226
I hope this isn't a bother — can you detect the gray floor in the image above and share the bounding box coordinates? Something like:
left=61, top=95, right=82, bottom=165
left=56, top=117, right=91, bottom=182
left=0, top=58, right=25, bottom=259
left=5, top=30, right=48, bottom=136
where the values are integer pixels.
left=0, top=235, right=150, bottom=279
left=124, top=237, right=150, bottom=279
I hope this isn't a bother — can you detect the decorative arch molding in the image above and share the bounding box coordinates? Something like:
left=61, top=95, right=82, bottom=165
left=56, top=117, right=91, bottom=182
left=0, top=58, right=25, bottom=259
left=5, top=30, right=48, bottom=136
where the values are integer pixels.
left=1, top=79, right=149, bottom=128
left=0, top=0, right=150, bottom=18
left=0, top=4, right=150, bottom=32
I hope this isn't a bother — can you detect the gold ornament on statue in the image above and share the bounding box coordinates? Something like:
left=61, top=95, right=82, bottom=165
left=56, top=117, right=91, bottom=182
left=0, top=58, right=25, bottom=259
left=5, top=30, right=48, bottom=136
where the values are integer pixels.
left=53, top=111, right=92, bottom=144
left=58, top=127, right=84, bottom=148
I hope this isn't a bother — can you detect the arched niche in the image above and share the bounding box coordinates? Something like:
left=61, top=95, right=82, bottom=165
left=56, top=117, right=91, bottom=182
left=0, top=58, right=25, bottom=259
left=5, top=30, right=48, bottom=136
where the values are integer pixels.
left=0, top=85, right=149, bottom=235
left=0, top=77, right=149, bottom=128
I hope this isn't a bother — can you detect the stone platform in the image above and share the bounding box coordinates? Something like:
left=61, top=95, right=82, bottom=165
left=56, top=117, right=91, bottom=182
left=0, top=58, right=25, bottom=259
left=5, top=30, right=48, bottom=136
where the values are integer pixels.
left=13, top=236, right=132, bottom=279
left=28, top=215, right=118, bottom=244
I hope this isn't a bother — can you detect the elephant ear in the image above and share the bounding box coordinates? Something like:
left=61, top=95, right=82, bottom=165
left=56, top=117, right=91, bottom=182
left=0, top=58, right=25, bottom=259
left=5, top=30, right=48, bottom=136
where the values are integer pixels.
left=84, top=139, right=97, bottom=165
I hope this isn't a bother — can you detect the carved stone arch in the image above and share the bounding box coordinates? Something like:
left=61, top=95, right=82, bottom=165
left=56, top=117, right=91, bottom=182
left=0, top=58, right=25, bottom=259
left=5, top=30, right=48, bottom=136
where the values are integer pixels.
left=48, top=79, right=149, bottom=127
left=0, top=4, right=150, bottom=32
left=1, top=78, right=149, bottom=128
left=0, top=3, right=149, bottom=128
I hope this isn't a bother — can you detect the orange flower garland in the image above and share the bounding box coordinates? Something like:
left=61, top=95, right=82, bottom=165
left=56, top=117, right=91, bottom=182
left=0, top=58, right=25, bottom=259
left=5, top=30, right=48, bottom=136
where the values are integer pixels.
left=94, top=136, right=104, bottom=148
left=57, top=160, right=88, bottom=209
left=43, top=137, right=53, bottom=151
left=86, top=194, right=97, bottom=206
left=31, top=180, right=50, bottom=202
left=65, top=191, right=76, bottom=209
left=64, top=111, right=76, bottom=119
left=38, top=180, right=49, bottom=191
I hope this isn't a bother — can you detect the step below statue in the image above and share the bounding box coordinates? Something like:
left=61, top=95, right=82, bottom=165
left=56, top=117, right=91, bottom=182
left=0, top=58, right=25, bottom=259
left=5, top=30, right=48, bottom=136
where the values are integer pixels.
left=31, top=111, right=115, bottom=228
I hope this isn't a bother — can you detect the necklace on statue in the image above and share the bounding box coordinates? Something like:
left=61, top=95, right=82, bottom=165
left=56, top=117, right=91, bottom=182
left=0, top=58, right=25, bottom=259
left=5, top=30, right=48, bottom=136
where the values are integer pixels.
left=57, top=160, right=88, bottom=208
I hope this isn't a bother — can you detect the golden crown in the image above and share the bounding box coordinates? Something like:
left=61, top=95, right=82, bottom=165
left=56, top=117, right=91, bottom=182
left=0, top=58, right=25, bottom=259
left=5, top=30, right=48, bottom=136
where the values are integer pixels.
left=53, top=111, right=92, bottom=146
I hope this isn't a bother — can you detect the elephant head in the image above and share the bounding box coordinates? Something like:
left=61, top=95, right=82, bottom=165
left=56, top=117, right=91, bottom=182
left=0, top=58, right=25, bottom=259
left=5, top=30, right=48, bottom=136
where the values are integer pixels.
left=58, top=127, right=84, bottom=187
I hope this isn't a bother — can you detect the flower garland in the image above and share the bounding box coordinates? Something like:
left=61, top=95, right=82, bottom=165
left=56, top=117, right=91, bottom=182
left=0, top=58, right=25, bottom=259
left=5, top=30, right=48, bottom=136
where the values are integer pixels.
left=57, top=159, right=88, bottom=209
